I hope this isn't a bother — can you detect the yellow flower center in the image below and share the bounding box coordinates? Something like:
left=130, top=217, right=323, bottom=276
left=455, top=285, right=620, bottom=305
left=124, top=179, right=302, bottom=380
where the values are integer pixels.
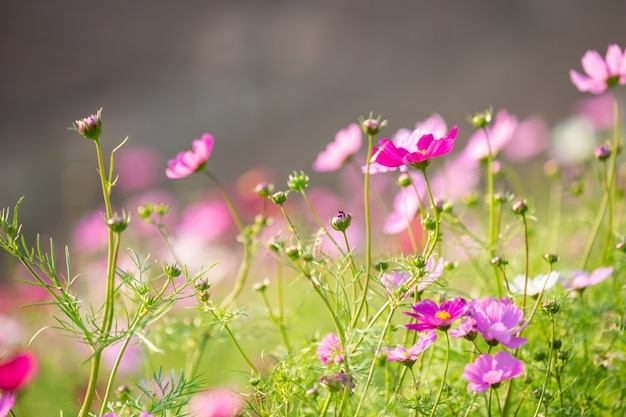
left=435, top=310, right=451, bottom=321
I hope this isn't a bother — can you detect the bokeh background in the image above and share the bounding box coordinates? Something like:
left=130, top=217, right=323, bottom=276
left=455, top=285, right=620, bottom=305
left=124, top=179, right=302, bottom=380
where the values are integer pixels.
left=1, top=0, right=625, bottom=237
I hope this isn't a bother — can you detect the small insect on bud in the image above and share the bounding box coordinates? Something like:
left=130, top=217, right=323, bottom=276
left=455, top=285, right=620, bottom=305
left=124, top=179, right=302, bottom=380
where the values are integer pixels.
left=269, top=191, right=288, bottom=205
left=255, top=182, right=274, bottom=198
left=287, top=171, right=309, bottom=192
left=511, top=200, right=528, bottom=215
left=594, top=145, right=611, bottom=161
left=73, top=109, right=102, bottom=140
left=330, top=210, right=352, bottom=232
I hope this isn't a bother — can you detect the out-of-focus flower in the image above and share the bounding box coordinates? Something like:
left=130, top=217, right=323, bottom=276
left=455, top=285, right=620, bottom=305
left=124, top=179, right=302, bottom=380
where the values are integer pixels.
left=101, top=413, right=153, bottom=417
left=469, top=298, right=527, bottom=349
left=509, top=272, right=560, bottom=296
left=0, top=351, right=38, bottom=391
left=72, top=210, right=109, bottom=253
left=317, top=333, right=344, bottom=365
left=385, top=331, right=437, bottom=366
left=560, top=266, right=614, bottom=290
left=404, top=297, right=467, bottom=332
left=574, top=93, right=615, bottom=130
left=381, top=258, right=443, bottom=301
left=462, top=351, right=524, bottom=392
left=549, top=116, right=596, bottom=165
left=382, top=173, right=425, bottom=234
left=313, top=123, right=363, bottom=172
left=116, top=146, right=163, bottom=191
left=102, top=338, right=143, bottom=375
left=501, top=116, right=549, bottom=162
left=464, top=109, right=517, bottom=161
left=449, top=317, right=478, bottom=340
left=0, top=392, right=17, bottom=417
left=188, top=388, right=242, bottom=417
left=177, top=198, right=231, bottom=242
left=166, top=133, right=214, bottom=179
left=0, top=316, right=23, bottom=351
left=318, top=371, right=355, bottom=392
left=570, top=44, right=626, bottom=94
left=371, top=126, right=457, bottom=168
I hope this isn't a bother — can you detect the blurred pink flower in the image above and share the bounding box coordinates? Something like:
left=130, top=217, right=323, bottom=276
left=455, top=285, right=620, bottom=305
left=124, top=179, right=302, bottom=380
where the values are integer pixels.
left=385, top=331, right=437, bottom=365
left=501, top=115, right=549, bottom=162
left=381, top=257, right=444, bottom=300
left=313, top=123, right=362, bottom=172
left=177, top=197, right=231, bottom=242
left=463, top=351, right=524, bottom=392
left=166, top=133, right=214, bottom=179
left=102, top=338, right=143, bottom=375
left=116, top=146, right=163, bottom=191
left=464, top=109, right=517, bottom=161
left=560, top=266, right=614, bottom=290
left=0, top=351, right=38, bottom=391
left=0, top=392, right=17, bottom=417
left=188, top=388, right=242, bottom=417
left=317, top=333, right=344, bottom=365
left=570, top=44, right=626, bottom=94
left=427, top=152, right=481, bottom=203
left=371, top=126, right=457, bottom=168
left=574, top=93, right=615, bottom=130
left=383, top=173, right=425, bottom=234
left=72, top=210, right=108, bottom=253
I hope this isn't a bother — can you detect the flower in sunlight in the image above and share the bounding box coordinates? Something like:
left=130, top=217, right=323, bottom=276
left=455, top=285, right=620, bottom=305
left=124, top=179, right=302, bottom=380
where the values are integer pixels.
left=166, top=133, right=214, bottom=179
left=463, top=351, right=524, bottom=392
left=570, top=44, right=626, bottom=94
left=317, top=333, right=344, bottom=365
left=385, top=331, right=437, bottom=367
left=405, top=297, right=467, bottom=332
left=509, top=272, right=560, bottom=296
left=469, top=298, right=527, bottom=349
left=313, top=123, right=363, bottom=172
left=560, top=266, right=614, bottom=290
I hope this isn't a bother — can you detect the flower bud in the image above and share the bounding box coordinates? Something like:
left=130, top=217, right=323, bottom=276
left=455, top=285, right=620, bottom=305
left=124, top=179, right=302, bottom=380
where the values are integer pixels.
left=117, top=384, right=130, bottom=400
left=542, top=300, right=560, bottom=315
left=594, top=145, right=611, bottom=161
left=470, top=108, right=493, bottom=129
left=557, top=350, right=569, bottom=361
left=617, top=241, right=626, bottom=252
left=551, top=338, right=562, bottom=350
left=543, top=253, right=559, bottom=264
left=198, top=291, right=210, bottom=303
left=422, top=216, right=437, bottom=231
left=253, top=279, right=270, bottom=292
left=330, top=210, right=352, bottom=232
left=270, top=191, right=288, bottom=205
left=397, top=172, right=412, bottom=187
left=533, top=351, right=547, bottom=362
left=374, top=260, right=389, bottom=272
left=195, top=278, right=211, bottom=291
left=511, top=200, right=528, bottom=215
left=163, top=262, right=182, bottom=278
left=154, top=204, right=170, bottom=216
left=490, top=256, right=508, bottom=267
left=106, top=212, right=129, bottom=233
left=285, top=245, right=300, bottom=260
left=73, top=109, right=102, bottom=140
left=287, top=171, right=309, bottom=192
left=255, top=182, right=274, bottom=198
left=361, top=116, right=387, bottom=135
left=137, top=204, right=152, bottom=220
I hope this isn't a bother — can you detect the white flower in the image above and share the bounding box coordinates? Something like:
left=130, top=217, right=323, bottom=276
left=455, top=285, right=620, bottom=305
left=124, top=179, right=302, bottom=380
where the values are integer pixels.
left=509, top=272, right=560, bottom=296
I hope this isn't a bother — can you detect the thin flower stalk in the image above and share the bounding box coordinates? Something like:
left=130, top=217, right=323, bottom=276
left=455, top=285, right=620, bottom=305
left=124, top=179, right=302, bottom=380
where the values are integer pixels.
left=533, top=315, right=556, bottom=417
left=209, top=308, right=259, bottom=374
left=300, top=190, right=346, bottom=257
left=421, top=169, right=439, bottom=260
left=429, top=332, right=451, bottom=417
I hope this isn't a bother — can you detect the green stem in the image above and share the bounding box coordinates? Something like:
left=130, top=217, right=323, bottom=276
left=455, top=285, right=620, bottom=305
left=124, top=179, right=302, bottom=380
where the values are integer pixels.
left=429, top=332, right=451, bottom=417
left=204, top=171, right=244, bottom=233
left=219, top=237, right=253, bottom=309
left=301, top=190, right=346, bottom=257
left=99, top=335, right=132, bottom=415
left=421, top=169, right=440, bottom=260
left=533, top=315, right=555, bottom=417
left=210, top=308, right=259, bottom=373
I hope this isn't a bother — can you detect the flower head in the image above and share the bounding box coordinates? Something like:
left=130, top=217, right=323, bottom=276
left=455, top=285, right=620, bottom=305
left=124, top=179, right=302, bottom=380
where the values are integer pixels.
left=570, top=44, right=626, bottom=94
left=317, top=333, right=344, bottom=365
left=166, top=133, right=214, bottom=179
left=0, top=392, right=17, bottom=417
left=449, top=317, right=478, bottom=340
left=385, top=331, right=437, bottom=366
left=464, top=109, right=517, bottom=161
left=469, top=298, right=527, bottom=349
left=0, top=351, right=38, bottom=391
left=509, top=272, right=559, bottom=296
left=313, top=123, right=363, bottom=172
left=404, top=297, right=467, bottom=332
left=463, top=351, right=524, bottom=392
left=560, top=266, right=614, bottom=290
left=371, top=126, right=457, bottom=169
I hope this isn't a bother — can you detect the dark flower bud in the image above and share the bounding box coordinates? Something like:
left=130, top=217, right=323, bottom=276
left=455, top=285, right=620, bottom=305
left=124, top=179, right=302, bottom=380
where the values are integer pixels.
left=543, top=253, right=559, bottom=264
left=523, top=376, right=532, bottom=384
left=557, top=350, right=569, bottom=361
left=198, top=291, right=210, bottom=303
left=255, top=182, right=274, bottom=198
left=511, top=200, right=528, bottom=215
left=195, top=278, right=211, bottom=291
left=594, top=145, right=611, bottom=161
left=330, top=210, right=352, bottom=232
left=73, top=109, right=102, bottom=140
left=301, top=252, right=314, bottom=262
left=287, top=171, right=309, bottom=192
left=268, top=240, right=284, bottom=253
left=163, top=262, right=182, bottom=278
left=270, top=191, right=288, bottom=205
left=397, top=172, right=412, bottom=187
left=490, top=256, right=508, bottom=267
left=470, top=108, right=493, bottom=129
left=551, top=339, right=562, bottom=350
left=106, top=212, right=129, bottom=233
left=542, top=300, right=560, bottom=315
left=374, top=260, right=389, bottom=272
left=533, top=351, right=547, bottom=362
left=285, top=245, right=300, bottom=260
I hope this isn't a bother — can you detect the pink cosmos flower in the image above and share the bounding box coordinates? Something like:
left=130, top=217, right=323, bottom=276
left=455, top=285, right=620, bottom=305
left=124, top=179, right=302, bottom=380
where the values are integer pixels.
left=382, top=172, right=426, bottom=234
left=188, top=388, right=242, bottom=417
left=0, top=351, right=38, bottom=391
left=371, top=126, right=457, bottom=168
left=560, top=266, right=614, bottom=290
left=317, top=333, right=344, bottom=365
left=313, top=123, right=362, bottom=172
left=166, top=133, right=214, bottom=179
left=464, top=109, right=517, bottom=161
left=469, top=298, right=527, bottom=349
left=0, top=392, right=17, bottom=417
left=386, top=331, right=437, bottom=365
left=449, top=317, right=478, bottom=340
left=501, top=116, right=549, bottom=163
left=116, top=146, right=163, bottom=191
left=570, top=44, right=626, bottom=94
left=462, top=351, right=524, bottom=392
left=404, top=297, right=467, bottom=332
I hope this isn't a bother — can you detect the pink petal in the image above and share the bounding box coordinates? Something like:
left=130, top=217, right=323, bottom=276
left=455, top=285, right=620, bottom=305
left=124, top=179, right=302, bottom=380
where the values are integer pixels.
left=605, top=44, right=624, bottom=75
left=581, top=49, right=609, bottom=81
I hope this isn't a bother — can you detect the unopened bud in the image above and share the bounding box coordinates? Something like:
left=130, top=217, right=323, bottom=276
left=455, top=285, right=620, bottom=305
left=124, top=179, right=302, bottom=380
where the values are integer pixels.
left=255, top=182, right=274, bottom=198
left=287, top=171, right=309, bottom=192
left=330, top=210, right=352, bottom=232
left=594, top=145, right=611, bottom=161
left=73, top=109, right=102, bottom=140
left=543, top=253, right=559, bottom=264
left=270, top=191, right=288, bottom=205
left=164, top=262, right=182, bottom=278
left=397, top=172, right=412, bottom=187
left=106, top=212, right=129, bottom=233
left=470, top=108, right=493, bottom=129
left=511, top=200, right=528, bottom=215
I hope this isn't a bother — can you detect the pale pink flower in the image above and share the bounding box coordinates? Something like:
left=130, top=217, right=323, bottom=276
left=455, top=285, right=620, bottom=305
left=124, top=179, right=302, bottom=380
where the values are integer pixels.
left=574, top=93, right=615, bottom=130
left=317, top=333, right=344, bottom=365
left=385, top=331, right=437, bottom=364
left=381, top=257, right=443, bottom=300
left=469, top=298, right=527, bottom=349
left=166, top=133, right=214, bottom=179
left=463, top=351, right=524, bottom=392
left=382, top=173, right=425, bottom=234
left=116, top=146, right=163, bottom=191
left=464, top=109, right=517, bottom=161
left=102, top=338, right=143, bottom=375
left=501, top=116, right=549, bottom=162
left=560, top=266, right=614, bottom=290
left=313, top=123, right=363, bottom=172
left=570, top=44, right=626, bottom=94
left=177, top=197, right=231, bottom=242
left=72, top=210, right=108, bottom=253
left=188, top=388, right=242, bottom=417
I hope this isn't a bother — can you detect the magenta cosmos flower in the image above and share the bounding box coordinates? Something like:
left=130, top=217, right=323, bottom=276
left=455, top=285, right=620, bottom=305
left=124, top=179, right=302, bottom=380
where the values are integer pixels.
left=313, top=123, right=362, bottom=172
left=371, top=126, right=458, bottom=168
left=469, top=298, right=527, bottom=349
left=317, top=333, right=344, bottom=365
left=0, top=351, right=38, bottom=391
left=560, top=266, right=614, bottom=290
left=166, top=133, right=214, bottom=179
left=386, top=331, right=437, bottom=366
left=570, top=44, right=626, bottom=94
left=404, top=297, right=467, bottom=332
left=463, top=351, right=524, bottom=392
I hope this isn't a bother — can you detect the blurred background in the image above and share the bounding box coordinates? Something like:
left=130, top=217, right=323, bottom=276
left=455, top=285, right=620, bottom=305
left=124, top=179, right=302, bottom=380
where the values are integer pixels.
left=1, top=0, right=625, bottom=237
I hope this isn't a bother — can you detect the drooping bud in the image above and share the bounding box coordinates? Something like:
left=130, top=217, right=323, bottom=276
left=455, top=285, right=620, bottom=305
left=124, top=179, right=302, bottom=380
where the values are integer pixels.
left=73, top=109, right=102, bottom=140
left=330, top=210, right=352, bottom=232
left=397, top=172, right=412, bottom=187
